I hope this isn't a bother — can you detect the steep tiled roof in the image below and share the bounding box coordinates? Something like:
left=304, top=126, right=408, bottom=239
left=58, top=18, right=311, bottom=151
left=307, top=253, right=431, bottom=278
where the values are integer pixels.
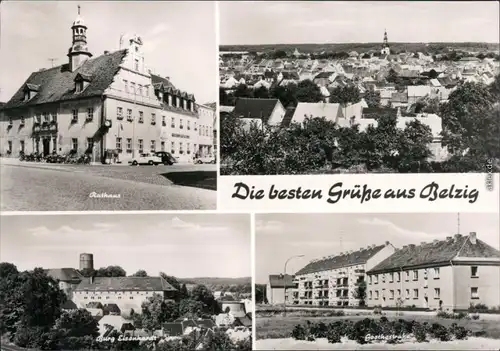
left=75, top=276, right=176, bottom=292
left=291, top=102, right=342, bottom=125
left=296, top=244, right=387, bottom=275
left=369, top=234, right=500, bottom=274
left=4, top=50, right=127, bottom=110
left=269, top=274, right=295, bottom=288
left=45, top=268, right=83, bottom=282
left=314, top=71, right=335, bottom=79
left=232, top=98, right=280, bottom=123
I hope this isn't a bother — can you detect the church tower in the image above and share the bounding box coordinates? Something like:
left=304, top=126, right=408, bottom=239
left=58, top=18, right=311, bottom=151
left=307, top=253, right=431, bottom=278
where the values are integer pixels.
left=381, top=29, right=390, bottom=55
left=67, top=5, right=93, bottom=72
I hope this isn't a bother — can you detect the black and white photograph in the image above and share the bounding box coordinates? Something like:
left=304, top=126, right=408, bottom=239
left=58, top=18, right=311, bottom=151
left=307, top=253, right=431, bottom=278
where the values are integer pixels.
left=219, top=1, right=500, bottom=175
left=255, top=213, right=500, bottom=350
left=0, top=1, right=217, bottom=211
left=0, top=213, right=252, bottom=350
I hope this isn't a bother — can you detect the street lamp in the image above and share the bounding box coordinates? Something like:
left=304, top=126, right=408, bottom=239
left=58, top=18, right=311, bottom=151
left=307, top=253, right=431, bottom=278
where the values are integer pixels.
left=283, top=254, right=304, bottom=316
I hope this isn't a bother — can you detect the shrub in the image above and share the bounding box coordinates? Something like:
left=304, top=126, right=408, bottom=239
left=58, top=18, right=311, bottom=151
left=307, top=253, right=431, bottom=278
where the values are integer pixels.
left=326, top=328, right=342, bottom=344
left=413, top=323, right=428, bottom=342
left=471, top=314, right=480, bottom=320
left=291, top=324, right=308, bottom=340
left=449, top=323, right=468, bottom=340
left=373, top=306, right=382, bottom=315
left=429, top=323, right=451, bottom=341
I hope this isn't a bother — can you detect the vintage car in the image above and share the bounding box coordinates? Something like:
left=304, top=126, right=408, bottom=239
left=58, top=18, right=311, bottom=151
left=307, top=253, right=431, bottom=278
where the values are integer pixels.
left=194, top=156, right=216, bottom=164
left=128, top=153, right=162, bottom=166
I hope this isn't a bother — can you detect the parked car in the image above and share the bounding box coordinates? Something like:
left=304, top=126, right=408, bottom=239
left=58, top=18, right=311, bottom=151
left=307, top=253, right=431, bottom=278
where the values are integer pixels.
left=154, top=151, right=176, bottom=165
left=128, top=153, right=162, bottom=166
left=195, top=156, right=216, bottom=164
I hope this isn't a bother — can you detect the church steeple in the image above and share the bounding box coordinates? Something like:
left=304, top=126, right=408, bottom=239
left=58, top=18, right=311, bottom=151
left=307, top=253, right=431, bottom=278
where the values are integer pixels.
left=67, top=4, right=92, bottom=72
left=381, top=29, right=390, bottom=55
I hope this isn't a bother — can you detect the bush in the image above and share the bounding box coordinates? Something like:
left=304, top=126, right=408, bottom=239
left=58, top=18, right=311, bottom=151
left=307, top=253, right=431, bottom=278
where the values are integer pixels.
left=429, top=323, right=451, bottom=341
left=291, top=324, right=308, bottom=340
left=449, top=323, right=468, bottom=340
left=413, top=323, right=428, bottom=342
left=326, top=328, right=342, bottom=344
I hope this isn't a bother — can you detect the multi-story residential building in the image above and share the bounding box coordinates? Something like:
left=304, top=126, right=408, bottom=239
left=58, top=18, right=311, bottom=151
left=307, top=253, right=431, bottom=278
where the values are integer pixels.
left=196, top=103, right=216, bottom=158
left=0, top=9, right=212, bottom=163
left=366, top=232, right=500, bottom=311
left=266, top=274, right=297, bottom=305
left=292, top=242, right=396, bottom=307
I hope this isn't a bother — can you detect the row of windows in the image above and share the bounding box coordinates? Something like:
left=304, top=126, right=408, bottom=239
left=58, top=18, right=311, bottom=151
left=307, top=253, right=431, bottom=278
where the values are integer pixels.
left=115, top=107, right=213, bottom=136
left=369, top=266, right=479, bottom=284
left=369, top=287, right=480, bottom=300
left=83, top=296, right=135, bottom=300
left=115, top=137, right=202, bottom=155
left=70, top=138, right=94, bottom=151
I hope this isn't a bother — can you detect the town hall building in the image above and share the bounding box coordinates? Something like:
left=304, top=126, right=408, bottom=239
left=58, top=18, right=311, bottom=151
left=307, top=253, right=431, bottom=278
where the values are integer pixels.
left=0, top=7, right=214, bottom=163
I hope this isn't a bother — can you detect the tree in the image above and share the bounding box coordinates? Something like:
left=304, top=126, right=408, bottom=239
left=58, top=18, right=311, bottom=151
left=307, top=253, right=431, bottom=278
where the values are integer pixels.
left=353, top=281, right=367, bottom=306
left=270, top=84, right=298, bottom=108
left=48, top=310, right=99, bottom=350
left=131, top=270, right=148, bottom=277
left=440, top=82, right=498, bottom=161
left=159, top=273, right=181, bottom=291
left=253, top=86, right=270, bottom=99
left=140, top=294, right=179, bottom=332
left=361, top=53, right=371, bottom=59
left=363, top=90, right=381, bottom=108
left=329, top=85, right=361, bottom=105
left=395, top=119, right=434, bottom=172
left=220, top=113, right=245, bottom=162
left=295, top=79, right=323, bottom=103
left=428, top=69, right=439, bottom=79
left=96, top=266, right=126, bottom=277
left=489, top=74, right=500, bottom=97
left=387, top=68, right=398, bottom=83
left=219, top=88, right=235, bottom=106
left=178, top=299, right=205, bottom=318
left=233, top=84, right=253, bottom=99
left=180, top=284, right=189, bottom=299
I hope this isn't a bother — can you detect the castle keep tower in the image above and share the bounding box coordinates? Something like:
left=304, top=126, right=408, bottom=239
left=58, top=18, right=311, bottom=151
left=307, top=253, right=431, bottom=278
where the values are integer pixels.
left=68, top=5, right=93, bottom=71
left=79, top=253, right=94, bottom=271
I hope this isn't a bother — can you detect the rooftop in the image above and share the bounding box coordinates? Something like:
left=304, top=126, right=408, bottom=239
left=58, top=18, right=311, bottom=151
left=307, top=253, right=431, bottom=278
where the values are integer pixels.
left=368, top=233, right=500, bottom=274
left=232, top=98, right=281, bottom=122
left=75, top=276, right=176, bottom=292
left=296, top=244, right=388, bottom=275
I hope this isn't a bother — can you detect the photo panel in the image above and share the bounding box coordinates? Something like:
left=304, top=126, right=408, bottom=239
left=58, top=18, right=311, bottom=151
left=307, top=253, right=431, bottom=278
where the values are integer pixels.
left=217, top=0, right=500, bottom=212
left=0, top=212, right=252, bottom=350
left=254, top=212, right=500, bottom=350
left=0, top=1, right=217, bottom=211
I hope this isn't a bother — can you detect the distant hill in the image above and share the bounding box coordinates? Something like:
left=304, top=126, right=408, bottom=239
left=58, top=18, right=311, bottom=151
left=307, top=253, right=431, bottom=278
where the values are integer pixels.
left=220, top=42, right=499, bottom=54
left=177, top=277, right=251, bottom=286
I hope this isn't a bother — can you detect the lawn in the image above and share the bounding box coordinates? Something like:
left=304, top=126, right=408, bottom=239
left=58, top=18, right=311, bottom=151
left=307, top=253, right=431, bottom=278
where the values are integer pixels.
left=256, top=315, right=500, bottom=340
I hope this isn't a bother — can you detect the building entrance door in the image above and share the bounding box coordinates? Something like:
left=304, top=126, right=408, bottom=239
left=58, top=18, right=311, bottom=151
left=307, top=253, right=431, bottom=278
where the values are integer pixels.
left=43, top=138, right=50, bottom=156
left=424, top=296, right=428, bottom=308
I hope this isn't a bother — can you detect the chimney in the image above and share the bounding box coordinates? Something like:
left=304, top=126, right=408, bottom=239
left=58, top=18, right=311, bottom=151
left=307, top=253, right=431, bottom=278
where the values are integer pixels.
left=104, top=50, right=109, bottom=55
left=469, top=232, right=477, bottom=244
left=409, top=244, right=416, bottom=249
left=446, top=236, right=452, bottom=240
left=385, top=241, right=390, bottom=246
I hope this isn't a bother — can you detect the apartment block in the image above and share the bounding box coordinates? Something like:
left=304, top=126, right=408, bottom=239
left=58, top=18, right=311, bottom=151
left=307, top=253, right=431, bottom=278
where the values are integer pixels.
left=366, top=232, right=500, bottom=311
left=292, top=242, right=396, bottom=306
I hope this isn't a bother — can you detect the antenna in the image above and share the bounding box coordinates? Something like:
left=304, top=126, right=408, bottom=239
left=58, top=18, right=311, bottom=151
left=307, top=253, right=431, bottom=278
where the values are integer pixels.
left=48, top=58, right=57, bottom=68
left=457, top=213, right=460, bottom=234
left=119, top=34, right=124, bottom=50
left=78, top=5, right=81, bottom=16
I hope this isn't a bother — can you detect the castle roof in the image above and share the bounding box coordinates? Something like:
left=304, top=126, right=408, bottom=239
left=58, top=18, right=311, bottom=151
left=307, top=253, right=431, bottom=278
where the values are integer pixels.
left=75, top=276, right=176, bottom=292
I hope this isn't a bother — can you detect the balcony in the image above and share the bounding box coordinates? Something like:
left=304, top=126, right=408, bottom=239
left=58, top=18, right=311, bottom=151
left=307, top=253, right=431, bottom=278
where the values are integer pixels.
left=33, top=122, right=58, bottom=133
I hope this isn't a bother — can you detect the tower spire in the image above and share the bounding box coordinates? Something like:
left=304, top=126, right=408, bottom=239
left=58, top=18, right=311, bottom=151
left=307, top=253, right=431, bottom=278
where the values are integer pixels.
left=67, top=6, right=92, bottom=71
left=78, top=4, right=81, bottom=15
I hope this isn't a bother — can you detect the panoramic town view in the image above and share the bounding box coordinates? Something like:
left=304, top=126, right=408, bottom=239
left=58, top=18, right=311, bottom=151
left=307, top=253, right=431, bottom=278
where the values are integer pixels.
left=0, top=213, right=252, bottom=350
left=219, top=1, right=500, bottom=175
left=0, top=2, right=217, bottom=210
left=255, top=213, right=500, bottom=350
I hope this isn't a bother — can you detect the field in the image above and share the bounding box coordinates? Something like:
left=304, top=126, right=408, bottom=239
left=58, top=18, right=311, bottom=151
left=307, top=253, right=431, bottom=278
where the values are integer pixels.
left=220, top=42, right=499, bottom=54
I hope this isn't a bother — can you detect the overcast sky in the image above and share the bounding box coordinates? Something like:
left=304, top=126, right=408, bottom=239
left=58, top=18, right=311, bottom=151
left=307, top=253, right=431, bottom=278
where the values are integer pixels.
left=0, top=213, right=250, bottom=278
left=220, top=1, right=500, bottom=45
left=255, top=213, right=499, bottom=284
left=0, top=1, right=216, bottom=104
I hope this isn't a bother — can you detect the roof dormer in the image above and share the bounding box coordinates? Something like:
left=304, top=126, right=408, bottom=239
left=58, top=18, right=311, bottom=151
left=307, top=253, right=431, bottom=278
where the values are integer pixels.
left=74, top=72, right=92, bottom=93
left=23, top=83, right=40, bottom=101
